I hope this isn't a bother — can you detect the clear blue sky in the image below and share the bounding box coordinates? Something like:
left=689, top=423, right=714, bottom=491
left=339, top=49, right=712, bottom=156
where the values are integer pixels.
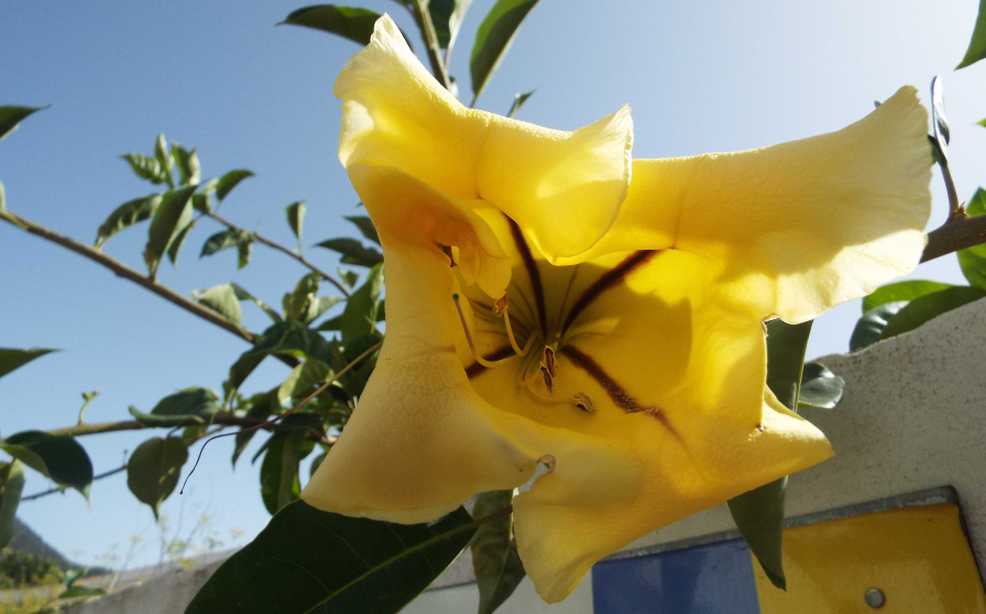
left=2, top=1, right=982, bottom=567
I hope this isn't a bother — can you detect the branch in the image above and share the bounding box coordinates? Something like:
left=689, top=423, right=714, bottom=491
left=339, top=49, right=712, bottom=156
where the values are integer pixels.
left=46, top=412, right=294, bottom=439
left=205, top=210, right=350, bottom=297
left=1, top=208, right=256, bottom=343
left=411, top=0, right=452, bottom=90
left=921, top=211, right=986, bottom=263
left=21, top=464, right=126, bottom=502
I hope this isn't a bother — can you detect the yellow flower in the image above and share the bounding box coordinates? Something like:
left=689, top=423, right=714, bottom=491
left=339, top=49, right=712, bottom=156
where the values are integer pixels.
left=303, top=15, right=932, bottom=602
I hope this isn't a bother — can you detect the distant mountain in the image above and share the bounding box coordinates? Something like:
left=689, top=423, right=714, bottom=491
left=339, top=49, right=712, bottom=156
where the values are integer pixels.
left=7, top=517, right=109, bottom=575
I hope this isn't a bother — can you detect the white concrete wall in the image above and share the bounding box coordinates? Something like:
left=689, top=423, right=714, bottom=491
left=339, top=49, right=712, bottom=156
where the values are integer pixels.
left=65, top=298, right=986, bottom=613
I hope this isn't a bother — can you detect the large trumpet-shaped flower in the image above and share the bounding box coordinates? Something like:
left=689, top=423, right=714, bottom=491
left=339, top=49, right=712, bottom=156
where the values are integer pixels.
left=303, top=15, right=932, bottom=602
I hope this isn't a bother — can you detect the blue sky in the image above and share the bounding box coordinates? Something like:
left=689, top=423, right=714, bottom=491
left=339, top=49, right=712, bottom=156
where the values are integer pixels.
left=2, top=1, right=983, bottom=567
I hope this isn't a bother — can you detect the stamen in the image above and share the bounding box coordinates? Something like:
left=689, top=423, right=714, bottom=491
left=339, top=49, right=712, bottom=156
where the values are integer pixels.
left=573, top=392, right=594, bottom=413
left=453, top=293, right=520, bottom=369
left=500, top=305, right=526, bottom=356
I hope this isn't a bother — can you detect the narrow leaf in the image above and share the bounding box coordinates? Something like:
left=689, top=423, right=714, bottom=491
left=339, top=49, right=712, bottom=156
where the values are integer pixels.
left=862, top=280, right=955, bottom=312
left=0, top=348, right=56, bottom=380
left=316, top=237, right=382, bottom=267
left=472, top=491, right=525, bottom=614
left=469, top=0, right=540, bottom=103
left=232, top=390, right=279, bottom=467
left=0, top=461, right=25, bottom=548
left=136, top=387, right=221, bottom=425
left=200, top=229, right=240, bottom=257
left=94, top=195, right=160, bottom=247
left=166, top=217, right=196, bottom=265
left=880, top=286, right=986, bottom=340
left=0, top=105, right=45, bottom=141
left=280, top=5, right=383, bottom=45
left=226, top=321, right=334, bottom=392
left=344, top=214, right=380, bottom=245
left=283, top=272, right=321, bottom=323
left=429, top=0, right=473, bottom=53
left=506, top=89, right=534, bottom=118
left=237, top=236, right=253, bottom=269
left=126, top=437, right=188, bottom=519
left=231, top=283, right=283, bottom=323
left=187, top=502, right=475, bottom=613
left=195, top=284, right=243, bottom=326
left=957, top=0, right=986, bottom=69
left=143, top=186, right=197, bottom=277
left=930, top=75, right=950, bottom=146
left=338, top=264, right=384, bottom=342
left=259, top=415, right=318, bottom=514
left=850, top=302, right=907, bottom=351
left=155, top=133, right=173, bottom=178
left=214, top=169, right=254, bottom=202
left=121, top=153, right=169, bottom=185
left=1, top=431, right=93, bottom=496
left=286, top=201, right=305, bottom=241
left=172, top=144, right=201, bottom=186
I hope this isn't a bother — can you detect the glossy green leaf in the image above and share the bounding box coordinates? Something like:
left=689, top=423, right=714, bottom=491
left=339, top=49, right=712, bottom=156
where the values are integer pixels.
left=129, top=387, right=221, bottom=426
left=187, top=502, right=475, bottom=613
left=143, top=186, right=197, bottom=277
left=278, top=359, right=332, bottom=405
left=260, top=416, right=318, bottom=514
left=154, top=133, right=173, bottom=180
left=316, top=237, right=382, bottom=267
left=0, top=106, right=45, bottom=141
left=94, top=194, right=160, bottom=247
left=166, top=217, right=196, bottom=264
left=338, top=264, right=384, bottom=343
left=286, top=201, right=305, bottom=242
left=0, top=461, right=25, bottom=548
left=1, top=431, right=93, bottom=496
left=231, top=283, right=283, bottom=323
left=214, top=169, right=254, bottom=202
left=850, top=302, right=907, bottom=351
left=797, top=362, right=844, bottom=411
left=430, top=0, right=472, bottom=53
left=280, top=5, right=382, bottom=45
left=930, top=75, right=950, bottom=148
left=0, top=347, right=56, bottom=380
left=283, top=272, right=321, bottom=323
left=227, top=321, right=333, bottom=392
left=881, top=286, right=986, bottom=340
left=958, top=188, right=986, bottom=289
left=472, top=490, right=524, bottom=614
left=727, top=319, right=812, bottom=590
left=958, top=0, right=986, bottom=68
left=171, top=144, right=201, bottom=186
left=200, top=228, right=240, bottom=257
left=195, top=283, right=243, bottom=326
left=121, top=153, right=169, bottom=185
left=469, top=0, right=540, bottom=103
left=506, top=89, right=534, bottom=118
left=862, top=280, right=955, bottom=312
left=126, top=437, right=188, bottom=519
left=344, top=214, right=380, bottom=245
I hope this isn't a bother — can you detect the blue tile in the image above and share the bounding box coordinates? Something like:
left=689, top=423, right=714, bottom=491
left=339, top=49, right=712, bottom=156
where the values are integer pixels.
left=592, top=539, right=760, bottom=614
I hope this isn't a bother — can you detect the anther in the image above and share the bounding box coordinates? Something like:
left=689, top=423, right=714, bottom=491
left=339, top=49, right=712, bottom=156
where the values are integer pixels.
left=573, top=392, right=594, bottom=413
left=453, top=293, right=518, bottom=369
left=539, top=455, right=557, bottom=472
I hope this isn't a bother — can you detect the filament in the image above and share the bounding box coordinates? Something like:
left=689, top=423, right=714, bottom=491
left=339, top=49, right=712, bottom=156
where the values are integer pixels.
left=500, top=305, right=526, bottom=356
left=453, top=293, right=522, bottom=369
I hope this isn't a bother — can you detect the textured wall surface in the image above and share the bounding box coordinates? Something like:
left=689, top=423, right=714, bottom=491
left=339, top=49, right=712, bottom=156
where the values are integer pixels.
left=65, top=299, right=986, bottom=613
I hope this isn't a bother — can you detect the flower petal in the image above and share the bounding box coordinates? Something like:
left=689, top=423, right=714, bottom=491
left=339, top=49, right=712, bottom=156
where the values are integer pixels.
left=578, top=87, right=932, bottom=322
left=336, top=14, right=633, bottom=264
left=301, top=242, right=538, bottom=523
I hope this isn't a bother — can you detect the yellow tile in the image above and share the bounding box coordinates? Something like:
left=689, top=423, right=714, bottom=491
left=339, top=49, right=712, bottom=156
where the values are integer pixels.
left=753, top=504, right=986, bottom=614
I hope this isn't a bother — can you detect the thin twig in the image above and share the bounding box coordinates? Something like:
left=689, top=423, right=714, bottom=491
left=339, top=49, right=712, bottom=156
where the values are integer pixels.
left=204, top=210, right=350, bottom=296
left=0, top=208, right=256, bottom=343
left=47, top=412, right=297, bottom=439
left=21, top=464, right=126, bottom=502
left=410, top=0, right=452, bottom=90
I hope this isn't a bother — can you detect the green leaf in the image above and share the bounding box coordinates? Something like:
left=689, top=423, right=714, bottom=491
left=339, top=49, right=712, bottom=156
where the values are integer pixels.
left=0, top=347, right=56, bottom=380
left=0, top=181, right=5, bottom=211
left=283, top=272, right=322, bottom=323
left=429, top=0, right=472, bottom=52
left=850, top=302, right=907, bottom=351
left=194, top=284, right=243, bottom=326
left=278, top=359, right=332, bottom=405
left=259, top=416, right=318, bottom=514
left=0, top=461, right=25, bottom=549
left=469, top=0, right=540, bottom=104
left=338, top=264, right=384, bottom=342
left=280, top=5, right=383, bottom=45
left=958, top=0, right=986, bottom=68
left=472, top=490, right=524, bottom=614
left=1, top=431, right=93, bottom=496
left=59, top=585, right=106, bottom=600
left=94, top=194, right=160, bottom=247
left=129, top=387, right=221, bottom=426
left=214, top=169, right=254, bottom=202
left=237, top=236, right=253, bottom=269
left=797, top=362, right=844, bottom=411
left=126, top=437, right=188, bottom=520
left=286, top=201, right=305, bottom=242
left=200, top=228, right=240, bottom=257
left=154, top=133, right=173, bottom=180
left=862, top=280, right=955, bottom=312
left=344, top=214, right=380, bottom=245
left=227, top=321, right=334, bottom=393
left=192, top=192, right=212, bottom=214
left=121, top=153, right=169, bottom=185
left=930, top=75, right=950, bottom=148
left=231, top=283, right=283, bottom=323
left=506, top=89, right=534, bottom=118
left=166, top=217, right=196, bottom=265
left=958, top=188, right=986, bottom=289
left=316, top=237, right=382, bottom=267
left=881, top=286, right=986, bottom=340
left=171, top=144, right=201, bottom=186
left=0, top=105, right=45, bottom=141
left=232, top=390, right=279, bottom=467
left=187, top=502, right=475, bottom=613
left=727, top=319, right=812, bottom=590
left=143, top=186, right=197, bottom=277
